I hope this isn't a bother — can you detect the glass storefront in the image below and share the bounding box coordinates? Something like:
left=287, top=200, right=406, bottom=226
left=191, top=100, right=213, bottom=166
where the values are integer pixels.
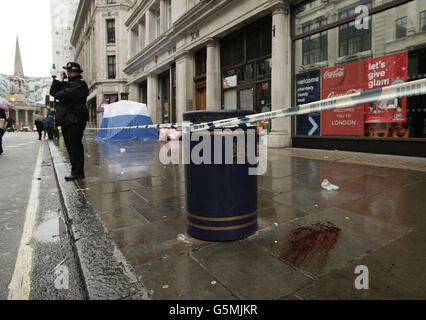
left=220, top=16, right=272, bottom=114
left=293, top=0, right=426, bottom=141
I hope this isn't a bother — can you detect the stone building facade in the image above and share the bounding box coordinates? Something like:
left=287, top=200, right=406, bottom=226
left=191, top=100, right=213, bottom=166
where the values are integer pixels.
left=51, top=0, right=80, bottom=71
left=71, top=0, right=133, bottom=126
left=69, top=0, right=426, bottom=154
left=124, top=0, right=293, bottom=147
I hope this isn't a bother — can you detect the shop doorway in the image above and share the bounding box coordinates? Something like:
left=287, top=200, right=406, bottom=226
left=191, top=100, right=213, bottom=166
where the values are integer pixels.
left=196, top=87, right=207, bottom=111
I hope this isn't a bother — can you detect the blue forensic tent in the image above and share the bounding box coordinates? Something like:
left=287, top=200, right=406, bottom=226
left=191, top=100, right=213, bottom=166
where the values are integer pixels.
left=96, top=100, right=159, bottom=142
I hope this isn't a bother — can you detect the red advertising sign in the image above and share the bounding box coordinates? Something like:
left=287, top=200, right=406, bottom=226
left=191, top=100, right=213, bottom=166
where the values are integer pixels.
left=321, top=61, right=365, bottom=136
left=364, top=52, right=408, bottom=123
left=321, top=52, right=408, bottom=136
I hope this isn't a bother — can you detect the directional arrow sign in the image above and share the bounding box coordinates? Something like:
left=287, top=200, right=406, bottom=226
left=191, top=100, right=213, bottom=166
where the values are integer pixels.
left=308, top=116, right=319, bottom=136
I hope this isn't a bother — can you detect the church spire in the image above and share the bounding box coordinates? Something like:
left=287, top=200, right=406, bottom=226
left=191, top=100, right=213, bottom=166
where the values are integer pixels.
left=14, top=35, right=24, bottom=77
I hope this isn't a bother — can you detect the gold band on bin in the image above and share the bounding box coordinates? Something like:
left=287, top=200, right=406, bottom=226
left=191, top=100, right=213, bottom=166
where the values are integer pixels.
left=187, top=220, right=257, bottom=231
left=187, top=211, right=257, bottom=222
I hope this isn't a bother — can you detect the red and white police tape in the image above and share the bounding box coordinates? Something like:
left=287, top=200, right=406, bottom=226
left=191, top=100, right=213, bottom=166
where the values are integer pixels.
left=85, top=78, right=426, bottom=133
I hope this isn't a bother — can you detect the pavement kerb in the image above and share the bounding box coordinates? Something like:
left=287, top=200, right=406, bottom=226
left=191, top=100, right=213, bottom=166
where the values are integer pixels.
left=47, top=141, right=152, bottom=300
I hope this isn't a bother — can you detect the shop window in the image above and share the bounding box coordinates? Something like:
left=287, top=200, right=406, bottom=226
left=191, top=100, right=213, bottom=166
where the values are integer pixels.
left=239, top=88, right=254, bottom=111
left=261, top=25, right=272, bottom=57
left=338, top=2, right=372, bottom=57
left=246, top=29, right=260, bottom=61
left=257, top=59, right=272, bottom=80
left=257, top=81, right=271, bottom=112
left=223, top=69, right=236, bottom=78
left=221, top=39, right=233, bottom=68
left=302, top=17, right=328, bottom=65
left=220, top=16, right=272, bottom=112
left=421, top=11, right=426, bottom=32
left=396, top=17, right=407, bottom=39
left=339, top=21, right=371, bottom=56
left=221, top=16, right=271, bottom=67
left=237, top=66, right=245, bottom=82
left=244, top=63, right=255, bottom=82
left=224, top=89, right=237, bottom=110
left=303, top=31, right=328, bottom=65
left=234, top=36, right=244, bottom=65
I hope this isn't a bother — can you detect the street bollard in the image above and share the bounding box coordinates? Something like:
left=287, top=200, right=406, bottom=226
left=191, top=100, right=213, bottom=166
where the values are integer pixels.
left=183, top=110, right=259, bottom=242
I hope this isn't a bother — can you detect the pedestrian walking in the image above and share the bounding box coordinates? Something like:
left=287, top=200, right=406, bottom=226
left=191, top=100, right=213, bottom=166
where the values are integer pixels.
left=7, top=117, right=15, bottom=132
left=45, top=112, right=55, bottom=140
left=50, top=62, right=89, bottom=181
left=34, top=111, right=45, bottom=140
left=43, top=121, right=48, bottom=139
left=0, top=108, right=7, bottom=155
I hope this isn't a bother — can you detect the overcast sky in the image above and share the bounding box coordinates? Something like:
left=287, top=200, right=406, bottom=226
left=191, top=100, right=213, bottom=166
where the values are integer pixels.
left=0, top=0, right=52, bottom=77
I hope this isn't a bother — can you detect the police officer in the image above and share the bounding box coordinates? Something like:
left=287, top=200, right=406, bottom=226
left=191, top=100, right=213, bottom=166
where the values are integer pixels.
left=0, top=107, right=6, bottom=155
left=50, top=62, right=89, bottom=181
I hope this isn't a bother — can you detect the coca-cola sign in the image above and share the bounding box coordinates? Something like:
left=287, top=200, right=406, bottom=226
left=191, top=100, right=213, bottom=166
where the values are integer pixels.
left=321, top=61, right=365, bottom=136
left=327, top=89, right=362, bottom=99
left=323, top=68, right=345, bottom=80
left=322, top=67, right=346, bottom=88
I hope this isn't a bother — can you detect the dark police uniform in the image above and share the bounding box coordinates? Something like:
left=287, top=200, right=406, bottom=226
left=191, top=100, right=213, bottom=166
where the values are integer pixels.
left=50, top=62, right=89, bottom=180
left=0, top=108, right=6, bottom=155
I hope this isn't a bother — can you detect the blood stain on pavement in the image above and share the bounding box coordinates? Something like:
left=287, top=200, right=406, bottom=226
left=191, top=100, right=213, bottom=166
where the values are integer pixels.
left=280, top=222, right=341, bottom=268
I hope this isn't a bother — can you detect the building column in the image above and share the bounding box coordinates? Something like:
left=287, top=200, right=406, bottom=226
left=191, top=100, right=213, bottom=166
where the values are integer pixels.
left=160, top=0, right=168, bottom=34
left=128, top=28, right=134, bottom=59
left=145, top=10, right=155, bottom=47
left=147, top=73, right=159, bottom=124
left=138, top=22, right=146, bottom=51
left=29, top=110, right=34, bottom=129
left=25, top=110, right=29, bottom=128
left=129, top=83, right=139, bottom=102
left=206, top=39, right=221, bottom=111
left=269, top=2, right=292, bottom=148
left=176, top=52, right=195, bottom=123
left=15, top=109, right=20, bottom=130
left=171, top=0, right=186, bottom=24
left=96, top=91, right=104, bottom=126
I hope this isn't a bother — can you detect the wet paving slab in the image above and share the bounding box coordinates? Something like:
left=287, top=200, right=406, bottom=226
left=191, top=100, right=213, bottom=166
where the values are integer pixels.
left=249, top=207, right=410, bottom=278
left=190, top=241, right=313, bottom=300
left=54, top=136, right=426, bottom=299
left=136, top=253, right=237, bottom=300
left=292, top=223, right=426, bottom=300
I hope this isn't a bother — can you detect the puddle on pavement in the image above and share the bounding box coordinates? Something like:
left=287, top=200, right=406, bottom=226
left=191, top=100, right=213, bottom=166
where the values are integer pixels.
left=33, top=211, right=65, bottom=243
left=280, top=222, right=341, bottom=268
